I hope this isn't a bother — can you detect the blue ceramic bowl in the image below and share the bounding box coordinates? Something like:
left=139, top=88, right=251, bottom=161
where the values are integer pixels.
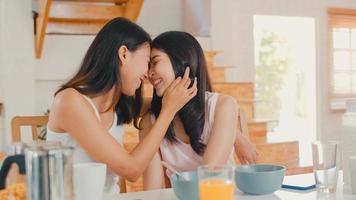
left=170, top=171, right=199, bottom=200
left=235, top=164, right=285, bottom=195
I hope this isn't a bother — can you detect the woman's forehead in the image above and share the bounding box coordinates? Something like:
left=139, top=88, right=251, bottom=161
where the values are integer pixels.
left=135, top=43, right=151, bottom=56
left=150, top=48, right=164, bottom=58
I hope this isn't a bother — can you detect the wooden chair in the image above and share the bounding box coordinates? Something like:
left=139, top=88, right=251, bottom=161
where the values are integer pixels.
left=11, top=115, right=49, bottom=142
left=7, top=116, right=49, bottom=186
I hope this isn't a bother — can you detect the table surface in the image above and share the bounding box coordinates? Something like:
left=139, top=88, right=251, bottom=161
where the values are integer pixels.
left=104, top=173, right=356, bottom=200
left=1, top=153, right=355, bottom=200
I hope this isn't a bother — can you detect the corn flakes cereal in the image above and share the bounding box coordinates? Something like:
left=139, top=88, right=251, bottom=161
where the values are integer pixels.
left=0, top=184, right=26, bottom=200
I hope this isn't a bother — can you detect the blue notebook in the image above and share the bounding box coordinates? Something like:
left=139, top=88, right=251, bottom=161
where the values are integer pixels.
left=282, top=173, right=316, bottom=191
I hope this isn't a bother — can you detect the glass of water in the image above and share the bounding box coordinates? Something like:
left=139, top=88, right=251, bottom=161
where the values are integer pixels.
left=312, top=141, right=339, bottom=193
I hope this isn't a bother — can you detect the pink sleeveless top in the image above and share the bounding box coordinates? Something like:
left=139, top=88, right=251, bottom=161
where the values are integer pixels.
left=151, top=92, right=235, bottom=178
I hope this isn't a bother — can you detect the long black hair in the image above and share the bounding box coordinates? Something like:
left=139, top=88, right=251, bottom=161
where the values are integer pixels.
left=150, top=31, right=212, bottom=155
left=56, top=17, right=151, bottom=125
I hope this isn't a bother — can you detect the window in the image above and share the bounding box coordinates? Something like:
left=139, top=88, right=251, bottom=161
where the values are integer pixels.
left=329, top=8, right=356, bottom=110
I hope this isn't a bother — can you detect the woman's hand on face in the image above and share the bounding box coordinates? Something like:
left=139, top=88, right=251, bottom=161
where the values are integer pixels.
left=161, top=67, right=198, bottom=115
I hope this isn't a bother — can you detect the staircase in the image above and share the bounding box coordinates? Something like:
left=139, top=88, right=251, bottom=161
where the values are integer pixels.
left=33, top=0, right=144, bottom=58
left=205, top=51, right=312, bottom=170
left=205, top=51, right=312, bottom=175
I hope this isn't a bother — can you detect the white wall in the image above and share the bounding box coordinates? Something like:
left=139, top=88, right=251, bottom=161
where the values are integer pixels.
left=0, top=0, right=4, bottom=150
left=210, top=0, right=356, bottom=143
left=0, top=0, right=36, bottom=150
left=137, top=0, right=182, bottom=35
left=34, top=35, right=92, bottom=115
left=182, top=0, right=211, bottom=36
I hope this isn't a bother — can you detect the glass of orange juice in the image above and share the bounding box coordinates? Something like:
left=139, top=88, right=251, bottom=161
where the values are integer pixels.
left=198, top=165, right=234, bottom=200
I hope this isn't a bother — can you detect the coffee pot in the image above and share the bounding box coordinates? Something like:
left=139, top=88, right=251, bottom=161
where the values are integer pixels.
left=0, top=141, right=74, bottom=200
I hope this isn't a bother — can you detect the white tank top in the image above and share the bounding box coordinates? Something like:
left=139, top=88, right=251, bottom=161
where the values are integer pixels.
left=46, top=94, right=124, bottom=194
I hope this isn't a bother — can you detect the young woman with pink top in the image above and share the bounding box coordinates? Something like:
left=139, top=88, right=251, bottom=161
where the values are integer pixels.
left=139, top=31, right=258, bottom=189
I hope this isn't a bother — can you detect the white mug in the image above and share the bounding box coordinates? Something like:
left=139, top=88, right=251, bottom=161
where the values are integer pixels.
left=73, top=162, right=107, bottom=200
left=349, top=156, right=356, bottom=195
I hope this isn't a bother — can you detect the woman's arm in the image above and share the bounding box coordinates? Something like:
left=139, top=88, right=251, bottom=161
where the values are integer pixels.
left=234, top=106, right=258, bottom=164
left=202, top=95, right=238, bottom=164
left=235, top=131, right=258, bottom=164
left=139, top=113, right=166, bottom=190
left=49, top=68, right=197, bottom=182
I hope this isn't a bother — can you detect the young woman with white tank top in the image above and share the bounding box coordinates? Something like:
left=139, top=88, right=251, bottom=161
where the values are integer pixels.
left=46, top=18, right=197, bottom=194
left=47, top=95, right=123, bottom=193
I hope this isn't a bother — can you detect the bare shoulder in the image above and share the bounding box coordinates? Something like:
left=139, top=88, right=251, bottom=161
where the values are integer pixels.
left=48, top=88, right=91, bottom=131
left=215, top=94, right=239, bottom=114
left=50, top=88, right=97, bottom=122
left=52, top=88, right=86, bottom=111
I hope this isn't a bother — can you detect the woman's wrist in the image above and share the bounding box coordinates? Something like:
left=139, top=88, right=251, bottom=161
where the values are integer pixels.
left=159, top=108, right=175, bottom=121
left=236, top=131, right=244, bottom=142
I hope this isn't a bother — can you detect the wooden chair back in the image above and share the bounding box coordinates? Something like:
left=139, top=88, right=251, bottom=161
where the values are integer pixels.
left=11, top=116, right=49, bottom=142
